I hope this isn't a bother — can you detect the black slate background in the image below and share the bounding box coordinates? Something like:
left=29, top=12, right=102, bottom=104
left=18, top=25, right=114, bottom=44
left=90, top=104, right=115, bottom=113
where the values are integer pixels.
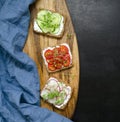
left=66, top=0, right=120, bottom=122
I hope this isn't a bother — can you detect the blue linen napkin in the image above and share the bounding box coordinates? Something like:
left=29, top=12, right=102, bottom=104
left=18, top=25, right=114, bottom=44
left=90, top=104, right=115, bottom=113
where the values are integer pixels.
left=0, top=0, right=73, bottom=122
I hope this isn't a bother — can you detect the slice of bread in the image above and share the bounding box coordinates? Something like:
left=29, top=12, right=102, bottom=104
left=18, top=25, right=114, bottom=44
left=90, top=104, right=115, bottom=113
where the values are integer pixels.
left=40, top=77, right=72, bottom=109
left=42, top=43, right=73, bottom=73
left=34, top=9, right=65, bottom=38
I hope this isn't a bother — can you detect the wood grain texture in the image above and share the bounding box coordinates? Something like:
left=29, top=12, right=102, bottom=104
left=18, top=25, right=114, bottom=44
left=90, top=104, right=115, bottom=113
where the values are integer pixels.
left=23, top=0, right=80, bottom=119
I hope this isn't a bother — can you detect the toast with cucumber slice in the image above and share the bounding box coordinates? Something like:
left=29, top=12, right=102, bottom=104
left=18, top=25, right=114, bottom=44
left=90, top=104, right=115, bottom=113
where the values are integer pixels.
left=34, top=9, right=65, bottom=38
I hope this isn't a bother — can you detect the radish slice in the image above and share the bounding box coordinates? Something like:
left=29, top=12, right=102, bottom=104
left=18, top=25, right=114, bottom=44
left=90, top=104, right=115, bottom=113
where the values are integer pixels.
left=47, top=78, right=59, bottom=90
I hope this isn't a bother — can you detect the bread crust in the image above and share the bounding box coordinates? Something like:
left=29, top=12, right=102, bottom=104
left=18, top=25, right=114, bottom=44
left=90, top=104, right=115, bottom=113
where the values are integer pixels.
left=46, top=64, right=73, bottom=73
left=34, top=9, right=66, bottom=38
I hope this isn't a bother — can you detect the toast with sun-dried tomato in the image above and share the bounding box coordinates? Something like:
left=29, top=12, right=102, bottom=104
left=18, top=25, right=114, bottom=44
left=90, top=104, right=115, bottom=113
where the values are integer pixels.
left=42, top=43, right=72, bottom=73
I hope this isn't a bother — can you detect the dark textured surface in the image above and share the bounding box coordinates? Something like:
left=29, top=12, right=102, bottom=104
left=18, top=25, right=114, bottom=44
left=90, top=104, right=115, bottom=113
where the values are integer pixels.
left=66, top=0, right=120, bottom=122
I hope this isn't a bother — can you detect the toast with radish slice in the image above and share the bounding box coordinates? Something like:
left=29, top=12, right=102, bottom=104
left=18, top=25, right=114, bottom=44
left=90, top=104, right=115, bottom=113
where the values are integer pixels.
left=40, top=77, right=72, bottom=109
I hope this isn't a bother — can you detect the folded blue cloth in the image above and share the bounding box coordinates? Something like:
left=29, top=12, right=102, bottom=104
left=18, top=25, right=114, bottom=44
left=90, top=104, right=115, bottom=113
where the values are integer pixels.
left=0, top=0, right=73, bottom=122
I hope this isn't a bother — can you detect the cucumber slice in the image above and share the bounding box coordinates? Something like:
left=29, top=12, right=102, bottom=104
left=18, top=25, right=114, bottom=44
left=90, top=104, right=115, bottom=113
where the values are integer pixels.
left=52, top=27, right=60, bottom=34
left=36, top=19, right=49, bottom=33
left=37, top=10, right=50, bottom=21
left=36, top=19, right=55, bottom=33
left=51, top=13, right=62, bottom=25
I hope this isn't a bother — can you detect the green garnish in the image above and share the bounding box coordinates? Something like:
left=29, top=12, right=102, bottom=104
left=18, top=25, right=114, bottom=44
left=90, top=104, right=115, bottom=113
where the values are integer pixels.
left=55, top=98, right=64, bottom=105
left=42, top=90, right=59, bottom=100
left=59, top=90, right=66, bottom=97
left=47, top=90, right=59, bottom=99
left=42, top=94, right=48, bottom=100
left=67, top=33, right=72, bottom=39
left=36, top=10, right=62, bottom=34
left=42, top=89, right=66, bottom=105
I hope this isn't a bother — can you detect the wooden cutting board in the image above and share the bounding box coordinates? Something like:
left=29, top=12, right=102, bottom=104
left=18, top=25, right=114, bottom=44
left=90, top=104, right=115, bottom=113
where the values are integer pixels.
left=23, top=0, right=80, bottom=119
